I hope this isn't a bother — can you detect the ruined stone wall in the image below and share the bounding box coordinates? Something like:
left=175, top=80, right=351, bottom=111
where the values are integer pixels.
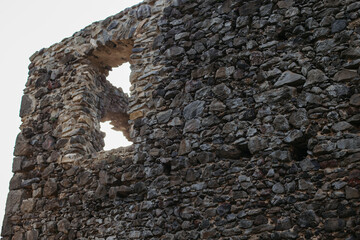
left=3, top=0, right=360, bottom=239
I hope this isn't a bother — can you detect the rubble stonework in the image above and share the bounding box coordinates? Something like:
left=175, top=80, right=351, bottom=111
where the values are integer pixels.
left=3, top=0, right=360, bottom=239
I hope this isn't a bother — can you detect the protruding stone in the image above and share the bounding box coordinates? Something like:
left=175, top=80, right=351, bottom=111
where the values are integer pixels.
left=14, top=133, right=33, bottom=156
left=333, top=69, right=358, bottom=81
left=350, top=93, right=360, bottom=106
left=5, top=190, right=25, bottom=214
left=19, top=95, right=34, bottom=117
left=289, top=108, right=309, bottom=128
left=324, top=218, right=345, bottom=232
left=297, top=210, right=319, bottom=228
left=183, top=101, right=205, bottom=120
left=179, top=139, right=191, bottom=155
left=274, top=71, right=305, bottom=87
left=254, top=86, right=297, bottom=103
left=57, top=219, right=71, bottom=234
left=272, top=183, right=285, bottom=194
left=165, top=46, right=185, bottom=59
left=25, top=230, right=38, bottom=240
left=248, top=136, right=268, bottom=154
left=331, top=19, right=347, bottom=33
left=43, top=178, right=58, bottom=197
left=331, top=121, right=352, bottom=132
left=305, top=69, right=328, bottom=86
left=273, top=115, right=290, bottom=131
left=345, top=186, right=360, bottom=199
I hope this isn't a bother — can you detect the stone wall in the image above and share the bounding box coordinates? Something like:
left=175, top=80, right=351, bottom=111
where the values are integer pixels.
left=3, top=0, right=360, bottom=239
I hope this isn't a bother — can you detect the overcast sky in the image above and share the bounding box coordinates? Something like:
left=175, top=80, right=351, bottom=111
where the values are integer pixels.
left=0, top=0, right=141, bottom=230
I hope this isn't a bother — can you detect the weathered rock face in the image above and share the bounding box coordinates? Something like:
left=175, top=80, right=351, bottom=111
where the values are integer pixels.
left=3, top=0, right=360, bottom=239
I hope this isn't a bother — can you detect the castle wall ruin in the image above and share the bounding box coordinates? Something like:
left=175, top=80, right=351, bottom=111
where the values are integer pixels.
left=2, top=0, right=360, bottom=239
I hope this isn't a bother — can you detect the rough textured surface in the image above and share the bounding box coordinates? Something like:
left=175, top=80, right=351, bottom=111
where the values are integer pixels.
left=2, top=0, right=360, bottom=239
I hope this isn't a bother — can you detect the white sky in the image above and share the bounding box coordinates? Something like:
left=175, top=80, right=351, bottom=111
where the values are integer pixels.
left=0, top=0, right=141, bottom=230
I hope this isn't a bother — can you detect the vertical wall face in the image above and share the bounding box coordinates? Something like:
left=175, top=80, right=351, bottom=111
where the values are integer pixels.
left=3, top=0, right=360, bottom=239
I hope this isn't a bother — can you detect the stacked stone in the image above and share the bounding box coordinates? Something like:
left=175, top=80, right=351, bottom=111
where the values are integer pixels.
left=3, top=0, right=360, bottom=239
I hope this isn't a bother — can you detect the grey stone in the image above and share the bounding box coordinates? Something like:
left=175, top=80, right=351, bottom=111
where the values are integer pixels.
left=348, top=114, right=360, bottom=124
left=315, top=39, right=336, bottom=52
left=285, top=7, right=299, bottom=18
left=285, top=181, right=296, bottom=193
left=284, top=130, right=304, bottom=144
left=333, top=69, right=358, bottom=81
left=248, top=136, right=268, bottom=154
left=289, top=108, right=309, bottom=128
left=12, top=157, right=24, bottom=173
left=313, top=141, right=336, bottom=155
left=179, top=139, right=191, bottom=155
left=165, top=46, right=185, bottom=59
left=305, top=92, right=323, bottom=105
left=260, top=3, right=273, bottom=16
left=314, top=189, right=327, bottom=200
left=298, top=179, right=313, bottom=190
left=43, top=178, right=58, bottom=197
left=254, top=86, right=297, bottom=103
left=209, top=100, right=226, bottom=112
left=350, top=94, right=360, bottom=106
left=326, top=84, right=349, bottom=97
left=185, top=169, right=197, bottom=182
left=270, top=150, right=291, bottom=161
left=238, top=219, right=253, bottom=228
left=216, top=203, right=231, bottom=216
left=347, top=2, right=360, bottom=11
left=57, top=219, right=71, bottom=234
left=331, top=19, right=347, bottom=33
left=324, top=218, right=345, bottom=232
left=12, top=232, right=24, bottom=240
left=277, top=0, right=294, bottom=9
left=14, top=133, right=33, bottom=156
left=239, top=0, right=261, bottom=16
left=136, top=4, right=151, bottom=20
left=156, top=109, right=172, bottom=124
left=345, top=186, right=360, bottom=199
left=336, top=138, right=360, bottom=149
left=25, top=230, right=38, bottom=240
left=21, top=198, right=35, bottom=213
left=332, top=121, right=352, bottom=132
left=274, top=71, right=305, bottom=87
left=272, top=183, right=285, bottom=194
left=183, top=101, right=205, bottom=120
left=332, top=181, right=346, bottom=190
left=273, top=115, right=290, bottom=131
left=212, top=83, right=231, bottom=100
left=297, top=210, right=319, bottom=228
left=99, top=170, right=116, bottom=185
left=107, top=20, right=119, bottom=31
left=129, top=231, right=141, bottom=239
left=19, top=95, right=34, bottom=117
left=276, top=217, right=292, bottom=230
left=215, top=67, right=235, bottom=79
left=299, top=159, right=315, bottom=171
left=305, top=69, right=328, bottom=87
left=42, top=135, right=55, bottom=150
left=5, top=189, right=25, bottom=214
left=341, top=47, right=360, bottom=59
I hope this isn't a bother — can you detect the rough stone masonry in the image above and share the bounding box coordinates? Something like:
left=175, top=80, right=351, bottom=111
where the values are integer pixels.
left=2, top=0, right=360, bottom=239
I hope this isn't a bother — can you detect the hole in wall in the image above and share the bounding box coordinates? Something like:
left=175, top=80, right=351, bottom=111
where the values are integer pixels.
left=107, top=62, right=132, bottom=94
left=291, top=143, right=308, bottom=161
left=100, top=63, right=132, bottom=150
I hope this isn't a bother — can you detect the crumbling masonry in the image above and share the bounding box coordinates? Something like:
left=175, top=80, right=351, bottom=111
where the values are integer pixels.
left=3, top=0, right=360, bottom=239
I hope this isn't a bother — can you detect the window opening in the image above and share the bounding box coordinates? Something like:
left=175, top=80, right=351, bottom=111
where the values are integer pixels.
left=100, top=63, right=132, bottom=150
left=107, top=62, right=131, bottom=94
